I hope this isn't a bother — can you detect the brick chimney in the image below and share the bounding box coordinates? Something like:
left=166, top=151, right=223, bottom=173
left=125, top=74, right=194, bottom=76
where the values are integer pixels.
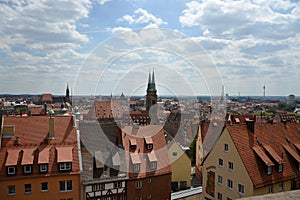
left=49, top=116, right=54, bottom=139
left=245, top=118, right=254, bottom=133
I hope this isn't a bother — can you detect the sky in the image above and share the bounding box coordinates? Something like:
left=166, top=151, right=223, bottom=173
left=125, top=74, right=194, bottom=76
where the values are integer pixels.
left=0, top=0, right=300, bottom=97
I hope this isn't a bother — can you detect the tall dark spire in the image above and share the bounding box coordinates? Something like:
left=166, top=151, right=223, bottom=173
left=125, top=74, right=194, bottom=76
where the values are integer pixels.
left=65, top=83, right=70, bottom=103
left=146, top=69, right=157, bottom=111
left=147, top=69, right=156, bottom=92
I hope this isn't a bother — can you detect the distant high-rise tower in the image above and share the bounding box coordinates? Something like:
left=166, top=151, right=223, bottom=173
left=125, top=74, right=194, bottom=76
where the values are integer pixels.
left=263, top=85, right=266, bottom=98
left=146, top=70, right=157, bottom=111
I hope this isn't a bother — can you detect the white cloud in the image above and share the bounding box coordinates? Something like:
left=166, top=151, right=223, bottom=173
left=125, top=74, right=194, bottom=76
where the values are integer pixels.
left=0, top=0, right=91, bottom=94
left=178, top=0, right=300, bottom=95
left=119, top=8, right=167, bottom=27
left=96, top=0, right=111, bottom=5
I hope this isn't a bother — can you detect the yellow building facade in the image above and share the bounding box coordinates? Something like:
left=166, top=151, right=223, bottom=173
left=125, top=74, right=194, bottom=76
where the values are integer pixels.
left=168, top=141, right=191, bottom=191
left=201, top=117, right=300, bottom=200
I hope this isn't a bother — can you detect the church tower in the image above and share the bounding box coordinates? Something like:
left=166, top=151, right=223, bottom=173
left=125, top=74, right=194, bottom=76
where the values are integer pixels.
left=65, top=84, right=70, bottom=103
left=146, top=70, right=157, bottom=111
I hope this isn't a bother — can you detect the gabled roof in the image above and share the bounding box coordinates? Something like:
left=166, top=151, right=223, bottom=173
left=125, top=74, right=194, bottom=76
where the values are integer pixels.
left=86, top=100, right=125, bottom=119
left=121, top=125, right=171, bottom=178
left=226, top=120, right=300, bottom=188
left=0, top=116, right=79, bottom=179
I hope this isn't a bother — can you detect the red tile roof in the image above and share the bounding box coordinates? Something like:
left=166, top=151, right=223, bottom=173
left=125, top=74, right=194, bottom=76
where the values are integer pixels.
left=38, top=147, right=50, bottom=164
left=40, top=93, right=53, bottom=103
left=86, top=100, right=125, bottom=119
left=121, top=125, right=171, bottom=179
left=5, top=149, right=21, bottom=166
left=252, top=146, right=274, bottom=167
left=56, top=146, right=73, bottom=162
left=0, top=116, right=79, bottom=180
left=227, top=120, right=300, bottom=188
left=21, top=148, right=37, bottom=165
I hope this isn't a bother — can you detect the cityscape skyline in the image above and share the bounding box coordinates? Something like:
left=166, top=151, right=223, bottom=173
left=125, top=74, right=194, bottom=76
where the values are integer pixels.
left=0, top=0, right=299, bottom=96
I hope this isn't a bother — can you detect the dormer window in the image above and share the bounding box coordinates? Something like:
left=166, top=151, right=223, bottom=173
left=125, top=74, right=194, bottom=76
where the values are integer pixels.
left=7, top=166, right=16, bottom=176
left=267, top=166, right=272, bottom=175
left=278, top=164, right=283, bottom=173
left=130, top=153, right=141, bottom=173
left=59, top=162, right=72, bottom=171
left=133, top=164, right=140, bottom=172
left=130, top=144, right=137, bottom=150
left=144, top=137, right=153, bottom=150
left=150, top=161, right=157, bottom=170
left=39, top=164, right=48, bottom=173
left=56, top=146, right=73, bottom=172
left=146, top=144, right=153, bottom=150
left=130, top=138, right=137, bottom=150
left=23, top=165, right=32, bottom=175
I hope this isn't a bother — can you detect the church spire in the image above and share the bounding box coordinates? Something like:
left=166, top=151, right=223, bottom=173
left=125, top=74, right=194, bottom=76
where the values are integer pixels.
left=152, top=69, right=156, bottom=89
left=65, top=83, right=70, bottom=103
left=146, top=69, right=157, bottom=111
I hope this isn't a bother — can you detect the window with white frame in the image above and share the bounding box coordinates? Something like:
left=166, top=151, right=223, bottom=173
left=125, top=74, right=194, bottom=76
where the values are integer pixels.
left=41, top=182, right=48, bottom=192
left=40, top=164, right=48, bottom=173
left=218, top=158, right=223, bottom=167
left=217, top=175, right=223, bottom=185
left=133, top=164, right=140, bottom=173
left=136, top=181, right=142, bottom=189
left=172, top=152, right=177, bottom=157
left=23, top=165, right=32, bottom=174
left=114, top=181, right=122, bottom=188
left=7, top=166, right=16, bottom=175
left=59, top=162, right=72, bottom=171
left=224, top=144, right=229, bottom=152
left=92, top=184, right=104, bottom=191
left=146, top=144, right=153, bottom=150
left=59, top=180, right=72, bottom=192
left=24, top=184, right=32, bottom=194
left=228, top=162, right=233, bottom=171
left=8, top=185, right=15, bottom=195
left=227, top=179, right=233, bottom=190
left=149, top=161, right=157, bottom=170
left=238, top=184, right=244, bottom=194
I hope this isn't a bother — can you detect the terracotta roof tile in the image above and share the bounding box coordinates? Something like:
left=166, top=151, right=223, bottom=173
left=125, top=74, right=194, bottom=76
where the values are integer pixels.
left=263, top=145, right=284, bottom=164
left=283, top=145, right=300, bottom=163
left=252, top=146, right=274, bottom=167
left=121, top=125, right=171, bottom=179
left=0, top=116, right=79, bottom=179
left=56, top=146, right=73, bottom=162
left=227, top=121, right=300, bottom=188
left=38, top=147, right=50, bottom=164
left=21, top=147, right=37, bottom=165
left=5, top=149, right=21, bottom=166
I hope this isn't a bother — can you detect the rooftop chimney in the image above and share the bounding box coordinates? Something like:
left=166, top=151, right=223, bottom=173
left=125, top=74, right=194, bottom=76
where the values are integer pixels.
left=49, top=117, right=54, bottom=139
left=245, top=118, right=254, bottom=133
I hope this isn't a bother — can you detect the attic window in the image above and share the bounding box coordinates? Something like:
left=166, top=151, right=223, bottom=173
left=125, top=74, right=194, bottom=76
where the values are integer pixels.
left=144, top=137, right=153, bottom=150
left=130, top=138, right=137, bottom=150
left=278, top=164, right=283, bottom=173
left=267, top=166, right=272, bottom=175
left=2, top=126, right=15, bottom=138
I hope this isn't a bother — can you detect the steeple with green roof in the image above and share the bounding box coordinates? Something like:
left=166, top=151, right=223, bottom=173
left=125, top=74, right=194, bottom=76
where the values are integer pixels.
left=146, top=69, right=157, bottom=111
